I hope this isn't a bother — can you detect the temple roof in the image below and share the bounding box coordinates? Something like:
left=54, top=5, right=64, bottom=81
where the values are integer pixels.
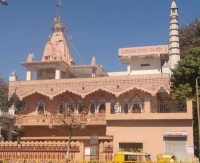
left=42, top=17, right=74, bottom=66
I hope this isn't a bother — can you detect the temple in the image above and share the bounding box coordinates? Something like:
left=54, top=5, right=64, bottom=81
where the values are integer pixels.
left=1, top=0, right=194, bottom=162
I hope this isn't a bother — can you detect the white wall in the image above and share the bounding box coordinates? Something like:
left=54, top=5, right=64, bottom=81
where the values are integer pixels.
left=108, top=71, right=129, bottom=76
left=130, top=58, right=161, bottom=75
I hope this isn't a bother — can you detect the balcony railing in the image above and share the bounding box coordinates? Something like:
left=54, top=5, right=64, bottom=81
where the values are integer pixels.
left=110, top=102, right=145, bottom=114
left=151, top=101, right=187, bottom=113
left=110, top=101, right=187, bottom=114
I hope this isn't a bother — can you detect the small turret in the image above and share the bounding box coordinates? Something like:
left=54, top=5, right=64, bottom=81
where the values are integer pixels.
left=91, top=56, right=96, bottom=65
left=27, top=52, right=34, bottom=62
left=162, top=61, right=170, bottom=74
left=9, top=71, right=18, bottom=82
left=8, top=104, right=17, bottom=115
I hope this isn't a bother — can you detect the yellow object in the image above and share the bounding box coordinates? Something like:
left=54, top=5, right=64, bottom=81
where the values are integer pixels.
left=157, top=153, right=177, bottom=163
left=114, top=151, right=151, bottom=162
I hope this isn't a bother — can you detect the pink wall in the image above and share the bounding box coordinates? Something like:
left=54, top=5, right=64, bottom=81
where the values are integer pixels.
left=106, top=120, right=194, bottom=161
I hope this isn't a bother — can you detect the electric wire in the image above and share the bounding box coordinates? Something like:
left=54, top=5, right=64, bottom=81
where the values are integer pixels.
left=66, top=36, right=85, bottom=65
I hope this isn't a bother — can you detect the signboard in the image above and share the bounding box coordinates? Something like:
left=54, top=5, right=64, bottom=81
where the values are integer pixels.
left=119, top=45, right=168, bottom=57
left=163, top=132, right=188, bottom=137
left=187, top=145, right=194, bottom=154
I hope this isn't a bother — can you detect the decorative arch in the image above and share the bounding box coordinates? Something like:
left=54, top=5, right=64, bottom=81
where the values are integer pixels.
left=110, top=96, right=120, bottom=114
left=65, top=97, right=76, bottom=114
left=122, top=95, right=130, bottom=114
left=77, top=98, right=85, bottom=114
left=131, top=95, right=144, bottom=113
left=58, top=99, right=65, bottom=114
left=89, top=96, right=96, bottom=114
left=36, top=98, right=45, bottom=115
left=15, top=90, right=51, bottom=101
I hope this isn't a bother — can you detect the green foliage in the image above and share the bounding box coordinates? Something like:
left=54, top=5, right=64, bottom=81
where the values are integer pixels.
left=0, top=77, right=24, bottom=113
left=180, top=18, right=200, bottom=58
left=171, top=47, right=200, bottom=100
left=0, top=78, right=10, bottom=111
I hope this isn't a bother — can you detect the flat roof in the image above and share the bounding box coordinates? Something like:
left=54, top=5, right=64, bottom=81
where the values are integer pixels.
left=69, top=65, right=108, bottom=77
left=20, top=60, right=70, bottom=72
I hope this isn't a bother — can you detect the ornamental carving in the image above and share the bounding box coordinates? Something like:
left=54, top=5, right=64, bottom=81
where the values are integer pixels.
left=15, top=114, right=106, bottom=126
left=9, top=74, right=170, bottom=100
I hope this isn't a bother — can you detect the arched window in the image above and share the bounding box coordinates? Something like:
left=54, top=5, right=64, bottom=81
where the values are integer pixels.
left=38, top=106, right=44, bottom=115
left=110, top=96, right=120, bottom=114
left=124, top=103, right=129, bottom=114
left=90, top=104, right=95, bottom=114
left=36, top=99, right=45, bottom=115
left=89, top=97, right=96, bottom=114
left=131, top=95, right=144, bottom=113
left=65, top=97, right=76, bottom=114
left=77, top=98, right=85, bottom=114
left=97, top=96, right=107, bottom=114
left=99, top=104, right=106, bottom=114
left=58, top=100, right=65, bottom=114
left=123, top=96, right=129, bottom=114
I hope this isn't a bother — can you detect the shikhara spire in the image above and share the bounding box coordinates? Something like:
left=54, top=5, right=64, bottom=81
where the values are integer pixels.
left=168, top=0, right=180, bottom=70
left=41, top=0, right=74, bottom=66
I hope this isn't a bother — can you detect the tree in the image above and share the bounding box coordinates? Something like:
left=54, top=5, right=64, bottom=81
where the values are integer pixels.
left=50, top=106, right=87, bottom=161
left=171, top=47, right=200, bottom=100
left=0, top=76, right=24, bottom=113
left=0, top=77, right=11, bottom=112
left=170, top=47, right=200, bottom=157
left=179, top=18, right=200, bottom=59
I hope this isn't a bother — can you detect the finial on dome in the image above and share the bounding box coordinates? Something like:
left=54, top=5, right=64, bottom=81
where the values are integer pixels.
left=91, top=56, right=96, bottom=65
left=27, top=52, right=34, bottom=62
left=171, top=0, right=177, bottom=9
left=56, top=0, right=62, bottom=19
left=51, top=0, right=66, bottom=33
left=99, top=64, right=103, bottom=68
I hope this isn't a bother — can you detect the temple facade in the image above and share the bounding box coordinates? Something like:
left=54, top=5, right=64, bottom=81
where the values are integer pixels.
left=1, top=0, right=194, bottom=162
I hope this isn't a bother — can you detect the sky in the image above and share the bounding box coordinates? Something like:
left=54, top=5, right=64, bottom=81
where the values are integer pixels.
left=0, top=0, right=199, bottom=80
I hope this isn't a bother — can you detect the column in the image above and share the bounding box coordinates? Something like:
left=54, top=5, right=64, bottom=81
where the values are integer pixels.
left=7, top=124, right=13, bottom=142
left=55, top=66, right=61, bottom=79
left=92, top=68, right=96, bottom=78
left=26, top=68, right=33, bottom=81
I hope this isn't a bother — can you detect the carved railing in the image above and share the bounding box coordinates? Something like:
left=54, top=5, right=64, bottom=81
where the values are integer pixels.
left=0, top=141, right=80, bottom=160
left=15, top=114, right=106, bottom=125
left=110, top=102, right=145, bottom=114
left=151, top=101, right=187, bottom=113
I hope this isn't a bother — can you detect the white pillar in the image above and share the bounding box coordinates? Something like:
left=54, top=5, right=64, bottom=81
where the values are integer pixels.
left=26, top=68, right=33, bottom=81
left=55, top=66, right=61, bottom=79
